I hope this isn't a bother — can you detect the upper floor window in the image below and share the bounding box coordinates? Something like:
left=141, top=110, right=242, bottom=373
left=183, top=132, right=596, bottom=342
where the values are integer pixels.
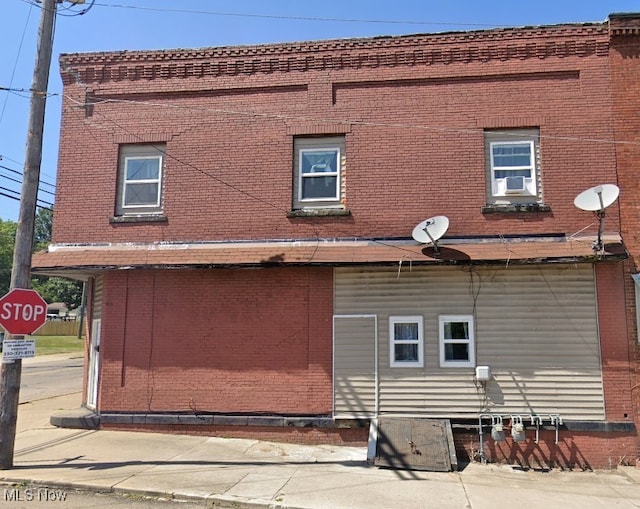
left=116, top=144, right=165, bottom=216
left=293, top=136, right=345, bottom=210
left=485, top=129, right=541, bottom=205
left=439, top=315, right=475, bottom=368
left=389, top=316, right=424, bottom=368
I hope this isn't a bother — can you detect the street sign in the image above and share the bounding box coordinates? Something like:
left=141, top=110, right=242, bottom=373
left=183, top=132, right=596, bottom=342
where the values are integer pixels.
left=0, top=289, right=48, bottom=335
left=2, top=339, right=36, bottom=361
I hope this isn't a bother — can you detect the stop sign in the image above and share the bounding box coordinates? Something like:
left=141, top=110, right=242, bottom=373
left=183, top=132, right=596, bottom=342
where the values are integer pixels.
left=0, top=289, right=48, bottom=335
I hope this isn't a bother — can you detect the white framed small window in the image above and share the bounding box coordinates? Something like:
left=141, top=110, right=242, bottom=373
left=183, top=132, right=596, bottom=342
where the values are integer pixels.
left=117, top=144, right=165, bottom=216
left=389, top=316, right=424, bottom=368
left=293, top=136, right=345, bottom=210
left=485, top=129, right=541, bottom=205
left=490, top=140, right=535, bottom=196
left=299, top=148, right=340, bottom=201
left=439, top=315, right=475, bottom=368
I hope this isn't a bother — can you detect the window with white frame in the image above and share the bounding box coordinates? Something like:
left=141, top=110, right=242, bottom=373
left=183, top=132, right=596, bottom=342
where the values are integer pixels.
left=485, top=129, right=540, bottom=203
left=293, top=136, right=344, bottom=209
left=117, top=144, right=164, bottom=216
left=389, top=316, right=424, bottom=368
left=439, top=315, right=475, bottom=368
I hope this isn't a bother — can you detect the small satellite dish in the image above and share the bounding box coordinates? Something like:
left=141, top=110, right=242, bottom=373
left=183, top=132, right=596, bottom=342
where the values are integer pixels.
left=574, top=184, right=619, bottom=212
left=573, top=184, right=620, bottom=252
left=412, top=216, right=449, bottom=254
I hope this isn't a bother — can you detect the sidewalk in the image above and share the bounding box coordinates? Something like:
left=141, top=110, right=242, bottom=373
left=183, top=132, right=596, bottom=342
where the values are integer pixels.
left=3, top=391, right=640, bottom=509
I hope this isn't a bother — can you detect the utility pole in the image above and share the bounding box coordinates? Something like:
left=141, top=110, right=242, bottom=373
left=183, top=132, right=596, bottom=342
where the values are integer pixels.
left=0, top=0, right=57, bottom=469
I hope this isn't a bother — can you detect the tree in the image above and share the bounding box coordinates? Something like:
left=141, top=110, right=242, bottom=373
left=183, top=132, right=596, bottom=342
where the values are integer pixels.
left=0, top=219, right=17, bottom=296
left=31, top=206, right=84, bottom=309
left=33, top=207, right=53, bottom=252
left=31, top=276, right=83, bottom=310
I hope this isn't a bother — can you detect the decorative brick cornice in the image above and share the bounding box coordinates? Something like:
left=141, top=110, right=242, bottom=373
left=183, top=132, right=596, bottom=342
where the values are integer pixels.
left=60, top=23, right=609, bottom=85
left=609, top=13, right=640, bottom=36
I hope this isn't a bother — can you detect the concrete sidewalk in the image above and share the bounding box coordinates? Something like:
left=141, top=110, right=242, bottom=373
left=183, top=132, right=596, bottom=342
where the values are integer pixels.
left=3, top=392, right=640, bottom=509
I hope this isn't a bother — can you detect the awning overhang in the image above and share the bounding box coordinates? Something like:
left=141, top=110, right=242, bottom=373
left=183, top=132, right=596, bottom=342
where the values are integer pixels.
left=31, top=234, right=627, bottom=278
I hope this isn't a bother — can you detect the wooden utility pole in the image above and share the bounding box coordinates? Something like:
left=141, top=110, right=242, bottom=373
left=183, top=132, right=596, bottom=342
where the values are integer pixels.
left=0, top=0, right=57, bottom=469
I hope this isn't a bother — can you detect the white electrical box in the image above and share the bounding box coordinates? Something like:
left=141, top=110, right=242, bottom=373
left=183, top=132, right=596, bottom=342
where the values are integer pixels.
left=475, top=365, right=491, bottom=381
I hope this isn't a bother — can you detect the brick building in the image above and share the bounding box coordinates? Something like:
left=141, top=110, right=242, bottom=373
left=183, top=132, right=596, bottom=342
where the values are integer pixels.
left=33, top=13, right=640, bottom=468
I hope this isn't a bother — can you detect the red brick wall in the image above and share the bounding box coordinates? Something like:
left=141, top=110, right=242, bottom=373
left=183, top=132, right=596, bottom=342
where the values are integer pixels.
left=101, top=423, right=368, bottom=447
left=96, top=267, right=334, bottom=414
left=53, top=26, right=618, bottom=245
left=456, top=429, right=637, bottom=469
left=609, top=19, right=640, bottom=459
left=596, top=264, right=634, bottom=421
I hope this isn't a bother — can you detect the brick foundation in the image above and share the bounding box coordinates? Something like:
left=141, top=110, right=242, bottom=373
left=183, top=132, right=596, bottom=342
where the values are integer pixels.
left=455, top=429, right=638, bottom=470
left=100, top=422, right=368, bottom=447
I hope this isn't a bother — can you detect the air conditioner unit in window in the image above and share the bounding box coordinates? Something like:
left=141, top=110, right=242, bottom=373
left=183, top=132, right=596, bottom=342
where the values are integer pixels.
left=504, top=176, right=526, bottom=193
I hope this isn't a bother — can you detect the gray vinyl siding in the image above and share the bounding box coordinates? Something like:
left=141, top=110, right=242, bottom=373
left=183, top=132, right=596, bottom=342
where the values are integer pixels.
left=334, top=316, right=377, bottom=417
left=333, top=264, right=605, bottom=420
left=92, top=275, right=103, bottom=320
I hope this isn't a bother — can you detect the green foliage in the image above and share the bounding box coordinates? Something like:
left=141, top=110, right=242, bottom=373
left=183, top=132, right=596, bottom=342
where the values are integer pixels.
left=31, top=276, right=83, bottom=310
left=0, top=211, right=83, bottom=308
left=33, top=207, right=53, bottom=252
left=0, top=219, right=17, bottom=296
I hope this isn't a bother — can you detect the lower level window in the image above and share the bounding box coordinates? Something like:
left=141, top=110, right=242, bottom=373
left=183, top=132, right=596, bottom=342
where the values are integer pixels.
left=439, top=315, right=475, bottom=368
left=389, top=316, right=423, bottom=368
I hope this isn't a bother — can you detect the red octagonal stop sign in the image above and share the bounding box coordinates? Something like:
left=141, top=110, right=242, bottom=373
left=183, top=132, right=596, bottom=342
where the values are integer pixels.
left=0, top=288, right=48, bottom=335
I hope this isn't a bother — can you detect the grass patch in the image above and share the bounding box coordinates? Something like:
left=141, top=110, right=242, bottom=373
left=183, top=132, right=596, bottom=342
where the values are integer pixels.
left=33, top=335, right=85, bottom=356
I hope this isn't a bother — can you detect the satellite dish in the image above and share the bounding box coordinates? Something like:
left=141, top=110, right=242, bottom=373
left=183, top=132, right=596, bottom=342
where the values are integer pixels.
left=412, top=216, right=449, bottom=254
left=574, top=184, right=619, bottom=212
left=573, top=184, right=620, bottom=252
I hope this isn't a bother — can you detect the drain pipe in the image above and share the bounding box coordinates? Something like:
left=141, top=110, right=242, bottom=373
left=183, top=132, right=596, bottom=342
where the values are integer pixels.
left=478, top=414, right=491, bottom=463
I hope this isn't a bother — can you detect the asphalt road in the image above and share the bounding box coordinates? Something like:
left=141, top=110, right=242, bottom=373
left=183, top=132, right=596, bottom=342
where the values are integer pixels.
left=19, top=354, right=84, bottom=403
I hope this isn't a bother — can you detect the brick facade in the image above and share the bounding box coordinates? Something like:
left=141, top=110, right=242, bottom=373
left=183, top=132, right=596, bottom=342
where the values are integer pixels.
left=96, top=268, right=333, bottom=415
left=40, top=15, right=640, bottom=469
left=609, top=13, right=640, bottom=454
left=54, top=23, right=618, bottom=245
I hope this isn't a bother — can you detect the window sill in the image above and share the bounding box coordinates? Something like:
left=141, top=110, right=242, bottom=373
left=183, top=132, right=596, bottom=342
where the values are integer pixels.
left=482, top=203, right=551, bottom=214
left=287, top=209, right=351, bottom=218
left=110, top=214, right=168, bottom=224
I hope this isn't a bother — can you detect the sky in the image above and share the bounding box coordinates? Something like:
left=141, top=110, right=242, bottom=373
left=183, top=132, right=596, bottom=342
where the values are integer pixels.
left=0, top=0, right=638, bottom=221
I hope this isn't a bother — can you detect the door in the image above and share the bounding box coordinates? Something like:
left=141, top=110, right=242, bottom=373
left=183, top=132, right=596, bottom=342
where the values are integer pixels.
left=333, top=315, right=377, bottom=418
left=87, top=318, right=101, bottom=409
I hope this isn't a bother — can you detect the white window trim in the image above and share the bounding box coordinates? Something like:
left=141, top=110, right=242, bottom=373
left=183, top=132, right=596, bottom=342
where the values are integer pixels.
left=122, top=154, right=163, bottom=210
left=489, top=140, right=536, bottom=197
left=439, top=314, right=475, bottom=368
left=389, top=315, right=424, bottom=368
left=298, top=147, right=341, bottom=203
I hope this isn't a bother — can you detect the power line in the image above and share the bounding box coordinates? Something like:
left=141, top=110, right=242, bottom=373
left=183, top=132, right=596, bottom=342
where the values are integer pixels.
left=0, top=86, right=61, bottom=98
left=0, top=3, right=34, bottom=126
left=0, top=156, right=57, bottom=185
left=89, top=2, right=514, bottom=29
left=0, top=186, right=53, bottom=209
left=68, top=94, right=640, bottom=148
left=0, top=164, right=56, bottom=189
left=0, top=173, right=55, bottom=196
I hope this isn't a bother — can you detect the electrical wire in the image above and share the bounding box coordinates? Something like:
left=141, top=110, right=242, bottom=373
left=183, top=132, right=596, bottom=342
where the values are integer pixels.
left=89, top=2, right=514, bottom=29
left=0, top=164, right=56, bottom=189
left=67, top=94, right=640, bottom=148
left=0, top=186, right=53, bottom=209
left=0, top=3, right=34, bottom=126
left=0, top=156, right=57, bottom=186
left=0, top=173, right=55, bottom=196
